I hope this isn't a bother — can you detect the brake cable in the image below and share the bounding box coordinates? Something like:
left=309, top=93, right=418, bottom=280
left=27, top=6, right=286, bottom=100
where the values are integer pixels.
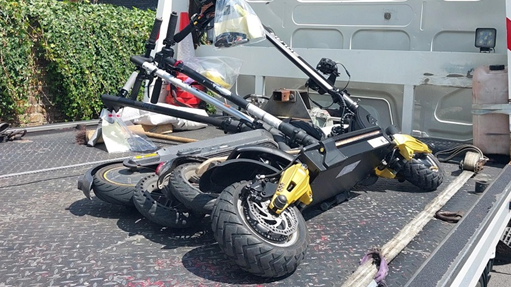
left=257, top=153, right=302, bottom=180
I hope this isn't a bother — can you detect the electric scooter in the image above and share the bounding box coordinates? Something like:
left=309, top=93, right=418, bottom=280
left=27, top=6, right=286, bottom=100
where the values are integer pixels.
left=125, top=1, right=444, bottom=277
left=81, top=1, right=443, bottom=275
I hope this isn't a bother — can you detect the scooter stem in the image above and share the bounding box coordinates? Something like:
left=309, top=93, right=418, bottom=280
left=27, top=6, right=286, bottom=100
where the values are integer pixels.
left=131, top=56, right=255, bottom=123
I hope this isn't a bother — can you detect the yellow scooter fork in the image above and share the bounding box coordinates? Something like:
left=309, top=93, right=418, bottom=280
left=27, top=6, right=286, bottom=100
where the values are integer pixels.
left=269, top=163, right=313, bottom=215
left=375, top=133, right=432, bottom=179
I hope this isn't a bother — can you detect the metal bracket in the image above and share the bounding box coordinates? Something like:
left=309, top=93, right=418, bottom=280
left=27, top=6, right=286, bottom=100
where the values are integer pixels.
left=472, top=104, right=511, bottom=115
left=263, top=89, right=312, bottom=120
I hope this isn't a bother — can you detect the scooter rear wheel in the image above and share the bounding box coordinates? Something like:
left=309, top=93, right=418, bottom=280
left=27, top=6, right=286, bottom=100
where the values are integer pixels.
left=133, top=174, right=203, bottom=228
left=400, top=153, right=444, bottom=191
left=92, top=163, right=155, bottom=206
left=211, top=181, right=309, bottom=278
left=168, top=162, right=219, bottom=214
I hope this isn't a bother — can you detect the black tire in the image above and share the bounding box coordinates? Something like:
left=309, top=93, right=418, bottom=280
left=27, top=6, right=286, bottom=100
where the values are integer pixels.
left=133, top=174, right=203, bottom=228
left=174, top=160, right=281, bottom=214
left=168, top=162, right=219, bottom=214
left=92, top=163, right=155, bottom=206
left=211, top=181, right=309, bottom=278
left=400, top=153, right=444, bottom=191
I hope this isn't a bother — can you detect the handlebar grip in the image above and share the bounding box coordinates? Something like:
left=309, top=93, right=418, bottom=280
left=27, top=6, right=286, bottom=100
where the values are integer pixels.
left=173, top=21, right=194, bottom=43
left=148, top=18, right=163, bottom=44
left=150, top=78, right=163, bottom=104
left=129, top=74, right=145, bottom=100
left=164, top=12, right=179, bottom=46
left=174, top=5, right=215, bottom=44
left=144, top=18, right=163, bottom=57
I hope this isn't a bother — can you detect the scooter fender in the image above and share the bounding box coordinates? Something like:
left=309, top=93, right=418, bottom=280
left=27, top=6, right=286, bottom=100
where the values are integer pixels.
left=122, top=129, right=278, bottom=169
left=77, top=160, right=123, bottom=199
left=227, top=145, right=295, bottom=168
left=156, top=155, right=208, bottom=189
left=199, top=158, right=280, bottom=193
left=392, top=133, right=432, bottom=161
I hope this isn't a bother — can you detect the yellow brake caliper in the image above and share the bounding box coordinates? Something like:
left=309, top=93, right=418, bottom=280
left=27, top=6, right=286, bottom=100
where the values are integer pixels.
left=375, top=133, right=432, bottom=179
left=269, top=163, right=313, bottom=215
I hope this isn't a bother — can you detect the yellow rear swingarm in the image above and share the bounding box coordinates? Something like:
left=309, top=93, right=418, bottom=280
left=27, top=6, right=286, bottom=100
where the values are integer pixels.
left=375, top=134, right=432, bottom=179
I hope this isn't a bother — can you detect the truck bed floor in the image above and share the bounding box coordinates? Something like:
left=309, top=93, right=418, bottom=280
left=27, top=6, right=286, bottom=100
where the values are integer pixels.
left=0, top=126, right=508, bottom=286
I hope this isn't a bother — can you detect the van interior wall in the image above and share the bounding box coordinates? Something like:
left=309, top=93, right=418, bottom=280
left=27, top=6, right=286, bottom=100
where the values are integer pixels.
left=195, top=0, right=507, bottom=141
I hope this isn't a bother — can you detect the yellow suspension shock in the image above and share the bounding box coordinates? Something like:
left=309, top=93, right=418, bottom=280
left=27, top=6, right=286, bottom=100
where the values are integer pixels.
left=269, top=163, right=313, bottom=214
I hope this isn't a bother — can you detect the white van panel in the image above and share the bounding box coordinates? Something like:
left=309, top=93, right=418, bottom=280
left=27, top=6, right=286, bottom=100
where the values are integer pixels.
left=196, top=0, right=507, bottom=139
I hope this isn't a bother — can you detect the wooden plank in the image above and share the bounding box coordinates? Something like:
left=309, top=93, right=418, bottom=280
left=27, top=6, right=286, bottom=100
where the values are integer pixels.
left=85, top=129, right=103, bottom=144
left=128, top=125, right=197, bottom=143
left=143, top=131, right=197, bottom=143
left=140, top=124, right=173, bottom=134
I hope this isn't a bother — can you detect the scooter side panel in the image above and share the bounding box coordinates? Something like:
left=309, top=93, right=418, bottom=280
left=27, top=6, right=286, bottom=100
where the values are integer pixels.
left=301, top=127, right=394, bottom=205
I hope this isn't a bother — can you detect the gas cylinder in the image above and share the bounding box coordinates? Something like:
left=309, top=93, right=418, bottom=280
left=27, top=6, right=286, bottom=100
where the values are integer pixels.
left=472, top=65, right=509, bottom=155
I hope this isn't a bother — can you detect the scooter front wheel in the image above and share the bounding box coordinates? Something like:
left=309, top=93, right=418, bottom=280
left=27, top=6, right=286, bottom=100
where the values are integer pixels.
left=400, top=153, right=444, bottom=191
left=170, top=159, right=282, bottom=215
left=133, top=174, right=204, bottom=228
left=92, top=163, right=155, bottom=206
left=211, top=181, right=309, bottom=278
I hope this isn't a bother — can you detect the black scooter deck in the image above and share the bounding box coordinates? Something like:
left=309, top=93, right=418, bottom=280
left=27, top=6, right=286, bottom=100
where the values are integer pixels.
left=77, top=128, right=277, bottom=197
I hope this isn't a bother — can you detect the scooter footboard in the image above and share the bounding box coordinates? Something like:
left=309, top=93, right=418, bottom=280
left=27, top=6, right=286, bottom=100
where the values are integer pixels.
left=77, top=129, right=277, bottom=196
left=124, top=129, right=277, bottom=167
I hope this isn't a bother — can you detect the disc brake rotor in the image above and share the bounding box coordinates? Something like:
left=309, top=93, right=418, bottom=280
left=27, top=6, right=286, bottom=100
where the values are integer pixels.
left=418, top=154, right=439, bottom=172
left=142, top=176, right=188, bottom=211
left=243, top=194, right=298, bottom=243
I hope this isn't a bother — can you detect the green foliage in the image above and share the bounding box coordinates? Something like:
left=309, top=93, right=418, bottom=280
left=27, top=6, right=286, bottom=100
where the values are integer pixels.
left=0, top=0, right=154, bottom=123
left=0, top=0, right=35, bottom=123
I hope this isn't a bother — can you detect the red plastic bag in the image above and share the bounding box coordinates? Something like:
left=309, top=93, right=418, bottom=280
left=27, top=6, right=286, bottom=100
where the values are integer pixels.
left=165, top=73, right=206, bottom=108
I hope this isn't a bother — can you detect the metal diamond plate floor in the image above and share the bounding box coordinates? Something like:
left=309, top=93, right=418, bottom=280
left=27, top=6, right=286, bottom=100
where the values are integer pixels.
left=0, top=126, right=507, bottom=286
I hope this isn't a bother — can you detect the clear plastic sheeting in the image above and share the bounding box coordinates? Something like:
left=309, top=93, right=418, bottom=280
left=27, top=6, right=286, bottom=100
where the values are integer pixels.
left=101, top=109, right=157, bottom=153
left=213, top=0, right=265, bottom=48
left=183, top=56, right=243, bottom=89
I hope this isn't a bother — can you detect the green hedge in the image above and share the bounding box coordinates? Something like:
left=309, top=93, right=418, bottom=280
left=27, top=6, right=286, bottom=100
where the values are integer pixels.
left=0, top=0, right=154, bottom=123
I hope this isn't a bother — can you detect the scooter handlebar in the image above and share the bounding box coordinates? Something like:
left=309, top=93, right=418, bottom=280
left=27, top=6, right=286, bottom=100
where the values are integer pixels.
left=148, top=18, right=162, bottom=44
left=130, top=55, right=152, bottom=68
left=173, top=21, right=194, bottom=43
